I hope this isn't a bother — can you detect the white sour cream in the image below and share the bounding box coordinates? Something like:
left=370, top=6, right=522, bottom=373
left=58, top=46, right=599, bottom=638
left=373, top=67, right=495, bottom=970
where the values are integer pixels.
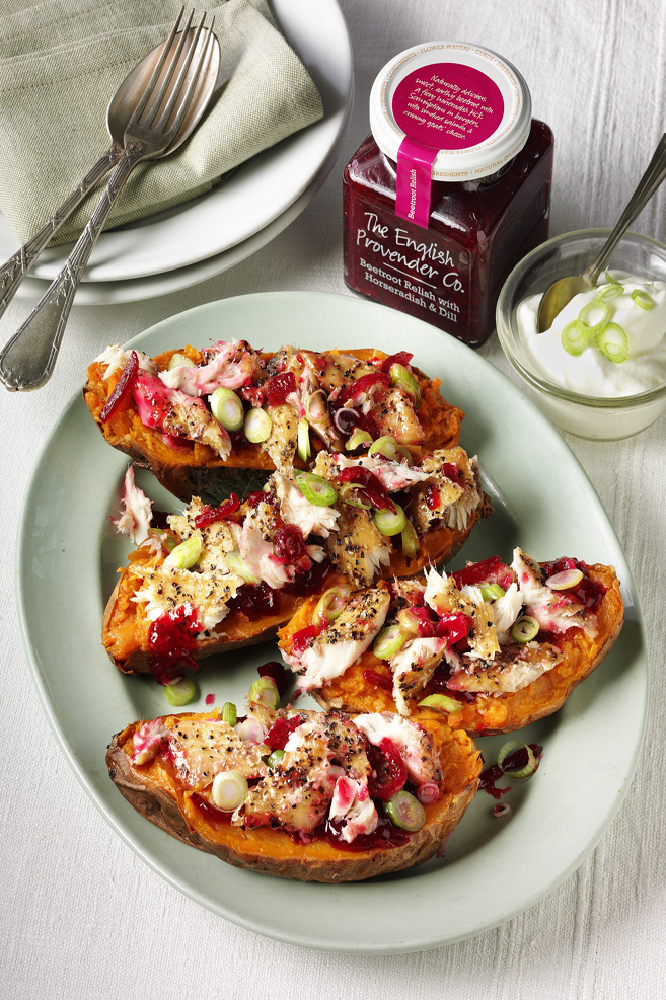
left=518, top=274, right=666, bottom=397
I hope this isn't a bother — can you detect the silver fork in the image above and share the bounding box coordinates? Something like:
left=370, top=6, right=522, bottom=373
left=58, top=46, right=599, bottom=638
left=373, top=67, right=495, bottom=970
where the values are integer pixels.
left=0, top=8, right=216, bottom=392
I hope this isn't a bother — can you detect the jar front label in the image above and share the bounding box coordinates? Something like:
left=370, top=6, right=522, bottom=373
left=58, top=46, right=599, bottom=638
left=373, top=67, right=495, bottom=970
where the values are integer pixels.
left=347, top=203, right=470, bottom=338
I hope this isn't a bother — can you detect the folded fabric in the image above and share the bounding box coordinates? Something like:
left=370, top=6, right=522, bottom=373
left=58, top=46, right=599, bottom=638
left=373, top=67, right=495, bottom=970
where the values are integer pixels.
left=0, top=0, right=323, bottom=245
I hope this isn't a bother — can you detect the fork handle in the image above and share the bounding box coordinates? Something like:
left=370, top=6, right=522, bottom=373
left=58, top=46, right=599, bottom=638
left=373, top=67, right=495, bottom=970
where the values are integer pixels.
left=0, top=144, right=146, bottom=391
left=0, top=144, right=123, bottom=322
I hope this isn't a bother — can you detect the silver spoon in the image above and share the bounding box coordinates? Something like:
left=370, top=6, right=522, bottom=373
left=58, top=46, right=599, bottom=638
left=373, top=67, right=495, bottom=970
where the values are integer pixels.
left=537, top=133, right=666, bottom=332
left=0, top=7, right=220, bottom=321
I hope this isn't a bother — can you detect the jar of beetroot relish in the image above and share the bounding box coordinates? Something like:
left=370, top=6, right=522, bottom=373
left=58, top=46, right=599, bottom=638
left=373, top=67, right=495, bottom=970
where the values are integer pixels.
left=343, top=42, right=554, bottom=347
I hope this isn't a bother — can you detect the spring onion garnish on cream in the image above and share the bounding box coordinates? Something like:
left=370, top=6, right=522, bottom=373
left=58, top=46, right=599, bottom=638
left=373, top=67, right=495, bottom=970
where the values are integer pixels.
left=517, top=272, right=666, bottom=396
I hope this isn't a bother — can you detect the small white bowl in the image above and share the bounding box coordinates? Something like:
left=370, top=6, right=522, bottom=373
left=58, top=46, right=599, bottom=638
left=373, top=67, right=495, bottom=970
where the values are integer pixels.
left=496, top=229, right=666, bottom=440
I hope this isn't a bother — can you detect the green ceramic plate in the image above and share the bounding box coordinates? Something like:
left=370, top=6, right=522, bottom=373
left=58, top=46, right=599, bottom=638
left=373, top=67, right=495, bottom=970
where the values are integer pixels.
left=17, top=292, right=647, bottom=953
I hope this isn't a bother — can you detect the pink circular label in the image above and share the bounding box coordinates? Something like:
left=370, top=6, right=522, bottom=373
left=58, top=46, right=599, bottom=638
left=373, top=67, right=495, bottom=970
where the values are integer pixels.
left=391, top=62, right=504, bottom=151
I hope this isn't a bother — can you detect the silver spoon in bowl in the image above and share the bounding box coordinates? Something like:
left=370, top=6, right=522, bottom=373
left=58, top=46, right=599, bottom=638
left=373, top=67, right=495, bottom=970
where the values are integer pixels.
left=537, top=133, right=666, bottom=332
left=0, top=7, right=220, bottom=321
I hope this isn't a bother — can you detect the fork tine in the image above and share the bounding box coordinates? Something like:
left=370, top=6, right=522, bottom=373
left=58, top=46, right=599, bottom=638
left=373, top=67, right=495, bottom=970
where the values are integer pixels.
left=153, top=12, right=207, bottom=133
left=140, top=8, right=195, bottom=129
left=161, top=18, right=216, bottom=141
left=130, top=7, right=184, bottom=126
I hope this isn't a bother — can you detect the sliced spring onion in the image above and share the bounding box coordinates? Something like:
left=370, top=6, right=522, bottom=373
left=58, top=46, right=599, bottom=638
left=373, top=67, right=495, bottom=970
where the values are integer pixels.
left=578, top=298, right=609, bottom=332
left=632, top=288, right=654, bottom=311
left=296, top=472, right=338, bottom=507
left=605, top=267, right=622, bottom=290
left=167, top=353, right=195, bottom=370
left=561, top=320, right=591, bottom=357
left=511, top=615, right=539, bottom=643
left=546, top=568, right=584, bottom=590
left=226, top=550, right=261, bottom=586
left=267, top=749, right=286, bottom=769
left=397, top=446, right=414, bottom=466
left=247, top=677, right=280, bottom=710
left=244, top=407, right=272, bottom=443
left=373, top=624, right=406, bottom=660
left=396, top=608, right=421, bottom=634
left=481, top=584, right=506, bottom=601
left=312, top=586, right=351, bottom=627
left=346, top=428, right=372, bottom=451
left=400, top=520, right=420, bottom=559
left=297, top=417, right=311, bottom=463
left=418, top=693, right=462, bottom=713
left=304, top=389, right=328, bottom=422
left=339, top=482, right=371, bottom=509
left=594, top=322, right=629, bottom=363
left=221, top=702, right=237, bottom=726
left=210, top=770, right=248, bottom=812
left=497, top=741, right=538, bottom=779
left=384, top=790, right=426, bottom=831
left=234, top=718, right=265, bottom=743
left=596, top=283, right=622, bottom=301
left=372, top=503, right=406, bottom=537
left=389, top=364, right=421, bottom=408
left=164, top=531, right=202, bottom=569
left=210, top=387, right=244, bottom=432
left=368, top=435, right=399, bottom=460
left=163, top=677, right=197, bottom=706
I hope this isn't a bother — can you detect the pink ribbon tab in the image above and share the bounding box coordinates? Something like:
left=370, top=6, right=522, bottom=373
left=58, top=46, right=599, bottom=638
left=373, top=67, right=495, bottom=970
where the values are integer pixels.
left=395, top=137, right=439, bottom=229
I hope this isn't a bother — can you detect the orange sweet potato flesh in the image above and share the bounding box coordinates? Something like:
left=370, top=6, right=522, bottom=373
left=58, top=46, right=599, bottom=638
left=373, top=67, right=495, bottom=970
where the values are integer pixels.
left=106, top=711, right=481, bottom=882
left=102, top=497, right=490, bottom=674
left=84, top=347, right=464, bottom=504
left=278, top=564, right=624, bottom=737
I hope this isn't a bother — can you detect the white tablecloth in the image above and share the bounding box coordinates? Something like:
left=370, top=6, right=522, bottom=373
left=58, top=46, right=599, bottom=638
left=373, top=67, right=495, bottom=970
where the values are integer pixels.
left=2, top=1, right=665, bottom=996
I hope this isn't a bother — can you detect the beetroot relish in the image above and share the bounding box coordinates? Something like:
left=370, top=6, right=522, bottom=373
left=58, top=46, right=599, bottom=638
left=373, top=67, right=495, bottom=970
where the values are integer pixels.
left=542, top=558, right=606, bottom=612
left=265, top=371, right=296, bottom=406
left=451, top=556, right=506, bottom=589
left=148, top=604, right=201, bottom=684
left=425, top=485, right=440, bottom=511
left=265, top=715, right=302, bottom=750
left=194, top=493, right=239, bottom=528
left=367, top=739, right=407, bottom=800
left=322, top=817, right=411, bottom=852
left=363, top=669, right=393, bottom=691
left=337, top=371, right=390, bottom=405
left=291, top=624, right=319, bottom=655
left=191, top=793, right=232, bottom=826
left=227, top=582, right=278, bottom=617
left=338, top=465, right=395, bottom=513
left=479, top=743, right=543, bottom=797
left=285, top=556, right=333, bottom=596
left=380, top=351, right=413, bottom=373
left=274, top=524, right=307, bottom=562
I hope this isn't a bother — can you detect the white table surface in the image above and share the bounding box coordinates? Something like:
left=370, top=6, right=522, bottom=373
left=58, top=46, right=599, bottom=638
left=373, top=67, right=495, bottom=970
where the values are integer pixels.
left=2, top=1, right=665, bottom=996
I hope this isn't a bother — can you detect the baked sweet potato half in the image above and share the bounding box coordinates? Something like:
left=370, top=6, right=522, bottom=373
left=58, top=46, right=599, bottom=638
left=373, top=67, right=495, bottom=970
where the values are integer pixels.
left=104, top=447, right=491, bottom=677
left=106, top=703, right=481, bottom=882
left=278, top=549, right=624, bottom=737
left=84, top=341, right=464, bottom=505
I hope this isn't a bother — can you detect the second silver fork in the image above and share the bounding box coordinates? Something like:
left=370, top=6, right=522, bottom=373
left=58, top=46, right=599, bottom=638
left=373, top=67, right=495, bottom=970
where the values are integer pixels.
left=0, top=8, right=218, bottom=392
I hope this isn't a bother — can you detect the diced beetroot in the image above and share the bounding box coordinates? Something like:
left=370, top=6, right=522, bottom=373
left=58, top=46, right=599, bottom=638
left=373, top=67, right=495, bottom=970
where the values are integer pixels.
left=99, top=351, right=139, bottom=422
left=451, top=556, right=506, bottom=589
left=367, top=739, right=407, bottom=800
left=441, top=463, right=461, bottom=483
left=266, top=371, right=296, bottom=406
left=425, top=485, right=440, bottom=511
left=337, top=371, right=390, bottom=405
left=380, top=351, right=413, bottom=373
left=291, top=624, right=319, bottom=656
left=436, top=613, right=472, bottom=643
left=194, top=493, right=239, bottom=528
left=257, top=661, right=289, bottom=696
left=265, top=714, right=302, bottom=750
left=363, top=669, right=393, bottom=691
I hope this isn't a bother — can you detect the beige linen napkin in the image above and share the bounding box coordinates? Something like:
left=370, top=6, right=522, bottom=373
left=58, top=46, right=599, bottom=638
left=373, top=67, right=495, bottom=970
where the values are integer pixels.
left=0, top=0, right=323, bottom=245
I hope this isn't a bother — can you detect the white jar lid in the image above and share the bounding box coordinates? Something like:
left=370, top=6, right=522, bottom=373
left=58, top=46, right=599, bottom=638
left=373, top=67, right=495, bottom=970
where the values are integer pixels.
left=369, top=42, right=532, bottom=181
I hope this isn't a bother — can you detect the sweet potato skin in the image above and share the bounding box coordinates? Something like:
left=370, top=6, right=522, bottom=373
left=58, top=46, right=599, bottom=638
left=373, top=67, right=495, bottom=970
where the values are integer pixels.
left=106, top=713, right=481, bottom=882
left=278, top=564, right=624, bottom=737
left=84, top=347, right=464, bottom=505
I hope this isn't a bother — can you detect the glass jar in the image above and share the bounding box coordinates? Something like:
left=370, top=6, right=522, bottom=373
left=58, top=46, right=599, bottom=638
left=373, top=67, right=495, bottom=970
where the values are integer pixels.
left=343, top=42, right=554, bottom=348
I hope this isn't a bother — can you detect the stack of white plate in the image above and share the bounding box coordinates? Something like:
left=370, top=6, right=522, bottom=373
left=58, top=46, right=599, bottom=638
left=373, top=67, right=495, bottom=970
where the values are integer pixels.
left=1, top=0, right=353, bottom=305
